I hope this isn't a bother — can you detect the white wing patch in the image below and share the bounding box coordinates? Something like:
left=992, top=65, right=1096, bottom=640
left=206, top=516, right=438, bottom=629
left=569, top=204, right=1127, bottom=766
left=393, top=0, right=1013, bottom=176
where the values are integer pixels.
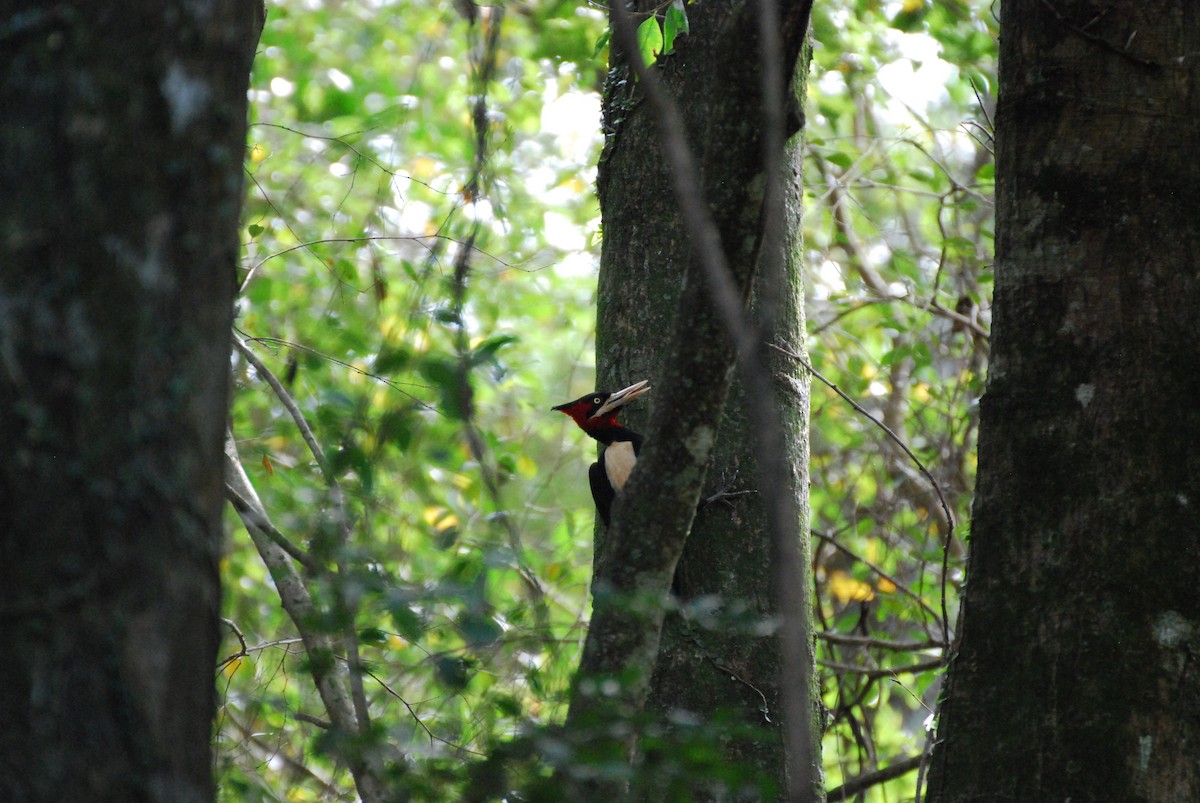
left=604, top=441, right=637, bottom=492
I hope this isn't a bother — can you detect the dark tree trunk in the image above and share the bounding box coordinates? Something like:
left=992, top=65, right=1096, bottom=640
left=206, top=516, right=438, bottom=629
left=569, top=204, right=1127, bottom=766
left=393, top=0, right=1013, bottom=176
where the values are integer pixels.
left=562, top=0, right=818, bottom=798
left=0, top=2, right=263, bottom=800
left=927, top=2, right=1200, bottom=800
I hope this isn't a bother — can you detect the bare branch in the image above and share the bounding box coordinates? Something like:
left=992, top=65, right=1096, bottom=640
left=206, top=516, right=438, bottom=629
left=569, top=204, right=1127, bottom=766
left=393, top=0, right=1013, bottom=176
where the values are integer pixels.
left=817, top=631, right=942, bottom=652
left=217, top=618, right=249, bottom=671
left=827, top=754, right=925, bottom=801
left=819, top=657, right=945, bottom=680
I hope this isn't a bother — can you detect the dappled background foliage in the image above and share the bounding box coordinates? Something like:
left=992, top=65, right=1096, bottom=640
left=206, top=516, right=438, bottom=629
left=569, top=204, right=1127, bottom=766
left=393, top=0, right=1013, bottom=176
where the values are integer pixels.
left=805, top=1, right=994, bottom=796
left=218, top=0, right=995, bottom=799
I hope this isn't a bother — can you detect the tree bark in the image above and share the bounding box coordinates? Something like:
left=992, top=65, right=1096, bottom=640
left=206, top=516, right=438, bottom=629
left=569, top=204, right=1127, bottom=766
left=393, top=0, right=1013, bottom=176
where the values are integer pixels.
left=0, top=2, right=263, bottom=800
left=926, top=2, right=1200, bottom=800
left=559, top=0, right=818, bottom=798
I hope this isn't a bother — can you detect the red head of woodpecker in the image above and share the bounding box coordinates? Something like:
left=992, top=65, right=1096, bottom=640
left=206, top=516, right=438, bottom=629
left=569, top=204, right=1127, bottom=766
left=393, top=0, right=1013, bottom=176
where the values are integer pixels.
left=552, top=379, right=650, bottom=526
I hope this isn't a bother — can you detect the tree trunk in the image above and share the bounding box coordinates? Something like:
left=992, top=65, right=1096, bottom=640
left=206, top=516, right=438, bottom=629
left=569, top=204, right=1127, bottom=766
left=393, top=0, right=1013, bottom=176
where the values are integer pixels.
left=639, top=149, right=814, bottom=798
left=569, top=0, right=818, bottom=797
left=0, top=3, right=263, bottom=800
left=926, top=2, right=1200, bottom=800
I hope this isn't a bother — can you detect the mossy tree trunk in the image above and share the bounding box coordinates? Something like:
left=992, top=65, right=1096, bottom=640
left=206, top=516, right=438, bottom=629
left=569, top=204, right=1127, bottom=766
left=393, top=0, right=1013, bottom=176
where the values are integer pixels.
left=0, top=2, right=263, bottom=799
left=564, top=0, right=818, bottom=798
left=926, top=2, right=1200, bottom=799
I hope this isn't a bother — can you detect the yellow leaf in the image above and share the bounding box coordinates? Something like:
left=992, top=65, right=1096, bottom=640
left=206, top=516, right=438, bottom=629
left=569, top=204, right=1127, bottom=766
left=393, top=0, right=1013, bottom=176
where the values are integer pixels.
left=249, top=142, right=268, bottom=164
left=261, top=454, right=274, bottom=476
left=423, top=506, right=459, bottom=531
left=828, top=570, right=875, bottom=603
left=411, top=156, right=437, bottom=179
left=902, top=0, right=923, bottom=11
left=286, top=785, right=316, bottom=802
left=876, top=577, right=897, bottom=594
left=558, top=176, right=588, bottom=193
left=222, top=657, right=243, bottom=678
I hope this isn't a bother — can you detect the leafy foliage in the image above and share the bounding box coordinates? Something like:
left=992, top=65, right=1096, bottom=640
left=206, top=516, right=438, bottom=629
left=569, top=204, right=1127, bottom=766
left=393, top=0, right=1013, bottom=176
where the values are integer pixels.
left=806, top=1, right=996, bottom=797
left=217, top=0, right=996, bottom=799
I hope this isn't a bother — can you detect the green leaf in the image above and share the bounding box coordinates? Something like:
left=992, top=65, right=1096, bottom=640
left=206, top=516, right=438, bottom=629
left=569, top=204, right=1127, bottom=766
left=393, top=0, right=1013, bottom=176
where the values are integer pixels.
left=419, top=356, right=467, bottom=419
left=375, top=344, right=411, bottom=374
left=358, top=627, right=388, bottom=645
left=663, top=2, right=688, bottom=55
left=434, top=656, right=473, bottom=691
left=494, top=694, right=522, bottom=717
left=892, top=5, right=927, bottom=33
left=432, top=306, right=462, bottom=325
left=247, top=223, right=264, bottom=237
left=330, top=438, right=373, bottom=492
left=470, top=334, right=518, bottom=367
left=825, top=151, right=854, bottom=169
left=593, top=28, right=611, bottom=58
left=457, top=610, right=502, bottom=645
left=332, top=257, right=357, bottom=283
left=387, top=597, right=425, bottom=642
left=377, top=407, right=416, bottom=450
left=636, top=16, right=664, bottom=67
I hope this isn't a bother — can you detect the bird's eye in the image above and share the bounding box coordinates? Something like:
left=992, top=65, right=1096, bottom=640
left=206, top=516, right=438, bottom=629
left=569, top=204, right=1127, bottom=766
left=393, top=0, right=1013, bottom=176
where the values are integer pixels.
left=592, top=397, right=602, bottom=405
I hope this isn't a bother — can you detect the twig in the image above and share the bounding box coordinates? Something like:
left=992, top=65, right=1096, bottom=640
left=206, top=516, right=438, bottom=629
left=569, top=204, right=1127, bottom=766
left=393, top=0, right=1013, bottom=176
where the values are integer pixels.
left=235, top=337, right=373, bottom=732
left=705, top=654, right=772, bottom=723
left=817, top=631, right=941, bottom=652
left=222, top=709, right=342, bottom=793
left=239, top=233, right=534, bottom=291
left=818, top=657, right=945, bottom=680
left=217, top=617, right=249, bottom=670
left=238, top=333, right=439, bottom=410
left=901, top=297, right=991, bottom=345
left=827, top=754, right=924, bottom=801
left=249, top=122, right=453, bottom=194
left=235, top=337, right=372, bottom=730
left=363, top=667, right=486, bottom=757
left=294, top=712, right=332, bottom=729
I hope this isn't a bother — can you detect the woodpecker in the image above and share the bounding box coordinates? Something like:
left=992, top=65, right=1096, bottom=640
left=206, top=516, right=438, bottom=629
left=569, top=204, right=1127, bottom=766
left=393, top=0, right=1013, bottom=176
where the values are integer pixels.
left=551, top=379, right=651, bottom=527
